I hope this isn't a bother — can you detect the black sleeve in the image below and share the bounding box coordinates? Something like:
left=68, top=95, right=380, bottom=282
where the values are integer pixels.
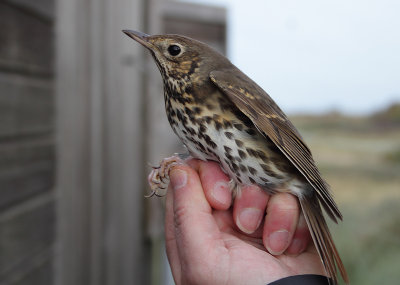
left=268, top=274, right=332, bottom=285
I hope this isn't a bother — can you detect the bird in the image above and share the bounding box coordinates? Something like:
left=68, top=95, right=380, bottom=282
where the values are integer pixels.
left=123, top=30, right=349, bottom=284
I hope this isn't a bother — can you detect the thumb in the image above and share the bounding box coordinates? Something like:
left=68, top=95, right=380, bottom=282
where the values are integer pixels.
left=169, top=164, right=221, bottom=267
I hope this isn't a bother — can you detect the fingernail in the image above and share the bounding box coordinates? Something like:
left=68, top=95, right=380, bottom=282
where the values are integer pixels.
left=267, top=230, right=290, bottom=255
left=211, top=180, right=230, bottom=205
left=287, top=238, right=304, bottom=255
left=236, top=208, right=263, bottom=234
left=170, top=169, right=187, bottom=190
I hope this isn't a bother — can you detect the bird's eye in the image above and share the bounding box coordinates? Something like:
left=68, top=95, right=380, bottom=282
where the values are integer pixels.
left=167, top=45, right=181, bottom=56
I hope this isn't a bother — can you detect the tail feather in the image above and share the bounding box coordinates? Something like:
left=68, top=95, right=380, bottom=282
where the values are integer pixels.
left=299, top=196, right=349, bottom=285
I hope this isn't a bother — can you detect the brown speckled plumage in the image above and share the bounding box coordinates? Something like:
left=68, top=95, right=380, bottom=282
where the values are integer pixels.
left=123, top=30, right=349, bottom=285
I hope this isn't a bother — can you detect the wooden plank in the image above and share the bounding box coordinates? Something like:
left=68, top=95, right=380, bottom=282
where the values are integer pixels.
left=0, top=247, right=53, bottom=285
left=0, top=194, right=55, bottom=276
left=4, top=0, right=55, bottom=20
left=0, top=137, right=54, bottom=210
left=0, top=73, right=53, bottom=138
left=101, top=0, right=149, bottom=281
left=56, top=0, right=149, bottom=284
left=11, top=259, right=52, bottom=285
left=0, top=2, right=54, bottom=76
left=162, top=0, right=226, bottom=53
left=162, top=1, right=226, bottom=24
left=0, top=0, right=56, bottom=284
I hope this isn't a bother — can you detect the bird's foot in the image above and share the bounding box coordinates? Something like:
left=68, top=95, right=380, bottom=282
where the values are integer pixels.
left=147, top=154, right=185, bottom=197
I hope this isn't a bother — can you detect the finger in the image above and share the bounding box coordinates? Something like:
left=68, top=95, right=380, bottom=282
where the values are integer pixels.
left=233, top=185, right=269, bottom=234
left=285, top=212, right=312, bottom=255
left=165, top=184, right=181, bottom=282
left=263, top=193, right=299, bottom=255
left=169, top=164, right=221, bottom=268
left=197, top=161, right=232, bottom=210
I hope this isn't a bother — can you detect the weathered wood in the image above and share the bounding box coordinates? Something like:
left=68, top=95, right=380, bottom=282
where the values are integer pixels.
left=0, top=194, right=55, bottom=276
left=0, top=247, right=53, bottom=285
left=4, top=0, right=55, bottom=20
left=12, top=259, right=52, bottom=285
left=0, top=138, right=54, bottom=210
left=0, top=73, right=53, bottom=138
left=162, top=1, right=226, bottom=53
left=0, top=2, right=54, bottom=76
left=56, top=0, right=149, bottom=284
left=55, top=0, right=226, bottom=284
left=0, top=0, right=55, bottom=284
left=162, top=1, right=226, bottom=24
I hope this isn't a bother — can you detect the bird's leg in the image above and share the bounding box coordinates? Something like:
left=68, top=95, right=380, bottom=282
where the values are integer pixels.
left=147, top=154, right=186, bottom=197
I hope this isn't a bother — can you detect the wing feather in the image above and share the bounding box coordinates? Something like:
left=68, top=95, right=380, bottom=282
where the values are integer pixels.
left=210, top=68, right=342, bottom=221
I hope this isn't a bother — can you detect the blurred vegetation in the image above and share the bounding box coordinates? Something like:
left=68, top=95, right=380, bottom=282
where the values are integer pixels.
left=291, top=102, right=400, bottom=285
left=384, top=147, right=400, bottom=165
left=372, top=102, right=400, bottom=128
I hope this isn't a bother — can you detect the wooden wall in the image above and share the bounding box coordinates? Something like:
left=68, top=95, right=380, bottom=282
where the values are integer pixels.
left=0, top=0, right=56, bottom=284
left=55, top=0, right=149, bottom=284
left=0, top=0, right=226, bottom=284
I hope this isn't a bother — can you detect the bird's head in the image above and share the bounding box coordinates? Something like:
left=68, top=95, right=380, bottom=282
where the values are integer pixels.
left=123, top=30, right=231, bottom=87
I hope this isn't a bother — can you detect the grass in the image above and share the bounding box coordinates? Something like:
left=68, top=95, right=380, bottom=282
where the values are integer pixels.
left=291, top=107, right=400, bottom=285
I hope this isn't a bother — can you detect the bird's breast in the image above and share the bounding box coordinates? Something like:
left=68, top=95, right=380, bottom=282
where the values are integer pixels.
left=165, top=88, right=299, bottom=192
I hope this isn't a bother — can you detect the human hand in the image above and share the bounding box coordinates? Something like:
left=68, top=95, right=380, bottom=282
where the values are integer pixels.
left=165, top=160, right=325, bottom=285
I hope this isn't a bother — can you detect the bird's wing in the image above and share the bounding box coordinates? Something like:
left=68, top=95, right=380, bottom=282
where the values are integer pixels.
left=210, top=68, right=342, bottom=221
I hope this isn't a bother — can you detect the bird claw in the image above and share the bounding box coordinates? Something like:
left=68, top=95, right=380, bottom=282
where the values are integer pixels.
left=144, top=190, right=165, bottom=198
left=147, top=155, right=184, bottom=197
left=147, top=162, right=160, bottom=169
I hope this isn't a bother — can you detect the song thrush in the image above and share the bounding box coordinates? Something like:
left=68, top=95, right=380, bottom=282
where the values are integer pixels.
left=123, top=30, right=349, bottom=284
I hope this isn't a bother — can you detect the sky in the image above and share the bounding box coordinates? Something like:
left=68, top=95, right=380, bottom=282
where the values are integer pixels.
left=181, top=0, right=400, bottom=114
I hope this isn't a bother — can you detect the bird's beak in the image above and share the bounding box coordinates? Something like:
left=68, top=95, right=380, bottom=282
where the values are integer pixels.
left=122, top=30, right=152, bottom=49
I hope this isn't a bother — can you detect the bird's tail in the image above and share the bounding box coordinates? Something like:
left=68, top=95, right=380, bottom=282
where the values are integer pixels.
left=299, top=196, right=349, bottom=285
